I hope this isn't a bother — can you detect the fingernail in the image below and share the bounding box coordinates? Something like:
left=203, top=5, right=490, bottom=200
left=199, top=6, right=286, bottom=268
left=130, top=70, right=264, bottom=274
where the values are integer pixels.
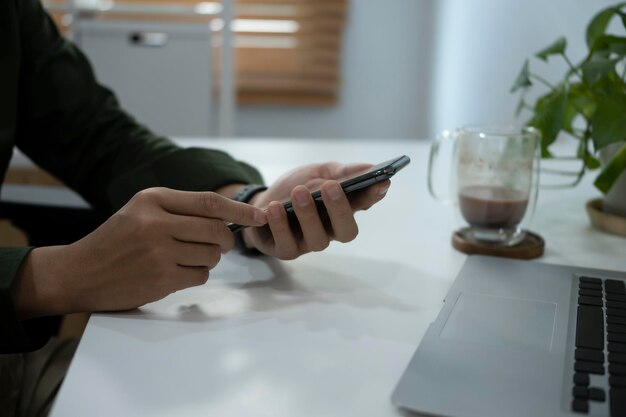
left=294, top=188, right=310, bottom=206
left=254, top=209, right=267, bottom=224
left=326, top=182, right=342, bottom=201
left=378, top=186, right=389, bottom=196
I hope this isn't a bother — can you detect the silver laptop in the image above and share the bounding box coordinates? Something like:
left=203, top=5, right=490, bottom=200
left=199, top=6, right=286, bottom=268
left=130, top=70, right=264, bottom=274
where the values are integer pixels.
left=392, top=255, right=626, bottom=417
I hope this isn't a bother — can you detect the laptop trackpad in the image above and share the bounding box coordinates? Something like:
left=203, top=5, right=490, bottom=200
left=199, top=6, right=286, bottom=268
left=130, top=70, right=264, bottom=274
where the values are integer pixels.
left=440, top=292, right=557, bottom=351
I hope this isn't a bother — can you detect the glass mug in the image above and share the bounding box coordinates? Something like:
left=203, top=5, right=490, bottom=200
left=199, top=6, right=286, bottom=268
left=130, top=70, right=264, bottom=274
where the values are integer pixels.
left=428, top=125, right=541, bottom=246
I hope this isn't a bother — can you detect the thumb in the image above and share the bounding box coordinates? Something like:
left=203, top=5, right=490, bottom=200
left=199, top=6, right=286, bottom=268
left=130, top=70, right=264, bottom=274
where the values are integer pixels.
left=335, top=162, right=373, bottom=180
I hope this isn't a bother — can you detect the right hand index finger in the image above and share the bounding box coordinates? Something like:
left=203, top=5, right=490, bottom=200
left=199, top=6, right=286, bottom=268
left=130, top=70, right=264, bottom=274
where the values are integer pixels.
left=141, top=188, right=268, bottom=226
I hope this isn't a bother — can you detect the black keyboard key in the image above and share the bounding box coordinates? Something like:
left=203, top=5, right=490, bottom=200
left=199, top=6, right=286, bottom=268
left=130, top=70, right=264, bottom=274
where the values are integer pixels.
left=610, top=376, right=626, bottom=387
left=608, top=316, right=626, bottom=326
left=580, top=296, right=603, bottom=307
left=610, top=353, right=626, bottom=364
left=610, top=388, right=626, bottom=417
left=607, top=301, right=626, bottom=310
left=572, top=398, right=589, bottom=413
left=608, top=308, right=626, bottom=319
left=580, top=277, right=602, bottom=285
left=575, top=361, right=605, bottom=375
left=606, top=280, right=626, bottom=295
left=580, top=282, right=603, bottom=291
left=579, top=289, right=603, bottom=298
left=609, top=343, right=626, bottom=354
left=607, top=293, right=626, bottom=303
left=608, top=308, right=626, bottom=318
left=589, top=387, right=605, bottom=402
left=574, top=373, right=590, bottom=386
left=573, top=386, right=589, bottom=398
left=609, top=324, right=626, bottom=334
left=610, top=363, right=626, bottom=376
left=609, top=333, right=626, bottom=344
left=576, top=306, right=605, bottom=350
left=576, top=349, right=605, bottom=363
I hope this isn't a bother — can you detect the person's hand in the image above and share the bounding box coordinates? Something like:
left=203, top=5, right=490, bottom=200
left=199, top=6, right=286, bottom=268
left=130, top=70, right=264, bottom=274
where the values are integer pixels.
left=242, top=162, right=390, bottom=259
left=12, top=187, right=267, bottom=319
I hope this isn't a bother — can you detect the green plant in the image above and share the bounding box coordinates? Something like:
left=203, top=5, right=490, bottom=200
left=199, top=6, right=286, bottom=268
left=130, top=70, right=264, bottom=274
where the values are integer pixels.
left=511, top=2, right=626, bottom=193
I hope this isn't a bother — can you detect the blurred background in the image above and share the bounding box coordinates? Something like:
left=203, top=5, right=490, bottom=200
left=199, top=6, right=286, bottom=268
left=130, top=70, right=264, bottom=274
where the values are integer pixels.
left=42, top=0, right=620, bottom=140
left=3, top=0, right=622, bottom=336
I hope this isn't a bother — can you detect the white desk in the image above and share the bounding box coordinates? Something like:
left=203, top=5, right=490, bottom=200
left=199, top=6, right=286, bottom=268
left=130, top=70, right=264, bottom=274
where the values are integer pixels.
left=46, top=138, right=625, bottom=417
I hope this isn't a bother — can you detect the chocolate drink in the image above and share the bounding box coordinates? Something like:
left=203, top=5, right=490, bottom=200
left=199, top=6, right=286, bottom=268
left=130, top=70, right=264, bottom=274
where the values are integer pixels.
left=458, top=185, right=529, bottom=229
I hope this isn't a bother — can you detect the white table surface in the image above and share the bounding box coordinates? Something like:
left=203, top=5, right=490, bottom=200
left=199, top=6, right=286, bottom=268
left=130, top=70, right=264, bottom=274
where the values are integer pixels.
left=34, top=137, right=625, bottom=417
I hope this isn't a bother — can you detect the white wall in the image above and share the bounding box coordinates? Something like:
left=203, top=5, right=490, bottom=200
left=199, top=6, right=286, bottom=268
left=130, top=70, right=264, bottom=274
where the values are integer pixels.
left=235, top=0, right=619, bottom=140
left=236, top=0, right=434, bottom=140
left=429, top=0, right=618, bottom=136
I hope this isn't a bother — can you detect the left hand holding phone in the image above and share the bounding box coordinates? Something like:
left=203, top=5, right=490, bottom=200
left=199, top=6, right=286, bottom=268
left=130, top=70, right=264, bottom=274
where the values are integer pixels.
left=239, top=161, right=390, bottom=260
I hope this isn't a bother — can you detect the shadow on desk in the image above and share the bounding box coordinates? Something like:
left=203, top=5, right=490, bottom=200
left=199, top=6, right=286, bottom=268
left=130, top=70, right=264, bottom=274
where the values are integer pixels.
left=91, top=253, right=441, bottom=346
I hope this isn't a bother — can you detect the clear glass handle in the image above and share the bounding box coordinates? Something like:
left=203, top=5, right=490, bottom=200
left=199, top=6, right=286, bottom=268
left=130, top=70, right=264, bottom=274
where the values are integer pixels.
left=427, top=130, right=455, bottom=203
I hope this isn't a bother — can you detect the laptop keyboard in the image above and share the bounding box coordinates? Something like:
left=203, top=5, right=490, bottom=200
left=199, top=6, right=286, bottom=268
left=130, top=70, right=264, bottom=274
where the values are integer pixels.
left=573, top=276, right=626, bottom=416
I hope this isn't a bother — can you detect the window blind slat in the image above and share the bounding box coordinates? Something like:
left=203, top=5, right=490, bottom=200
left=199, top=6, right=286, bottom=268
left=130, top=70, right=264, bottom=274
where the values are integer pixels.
left=48, top=0, right=347, bottom=106
left=235, top=0, right=346, bottom=105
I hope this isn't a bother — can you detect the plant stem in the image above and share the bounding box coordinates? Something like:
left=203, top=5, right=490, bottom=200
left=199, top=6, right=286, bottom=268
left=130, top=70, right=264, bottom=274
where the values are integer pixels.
left=573, top=124, right=593, bottom=185
left=530, top=74, right=556, bottom=91
left=561, top=53, right=582, bottom=80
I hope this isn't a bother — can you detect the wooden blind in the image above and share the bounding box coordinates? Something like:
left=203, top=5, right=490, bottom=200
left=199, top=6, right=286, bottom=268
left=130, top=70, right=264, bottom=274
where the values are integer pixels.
left=235, top=0, right=347, bottom=105
left=47, top=0, right=348, bottom=106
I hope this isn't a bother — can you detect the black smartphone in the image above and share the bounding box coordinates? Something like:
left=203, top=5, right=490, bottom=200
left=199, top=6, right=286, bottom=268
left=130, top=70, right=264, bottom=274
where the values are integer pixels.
left=228, top=155, right=411, bottom=233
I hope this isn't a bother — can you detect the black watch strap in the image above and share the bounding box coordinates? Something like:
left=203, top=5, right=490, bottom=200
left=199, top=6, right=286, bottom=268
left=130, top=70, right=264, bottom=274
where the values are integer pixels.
left=232, top=184, right=268, bottom=204
left=231, top=184, right=267, bottom=255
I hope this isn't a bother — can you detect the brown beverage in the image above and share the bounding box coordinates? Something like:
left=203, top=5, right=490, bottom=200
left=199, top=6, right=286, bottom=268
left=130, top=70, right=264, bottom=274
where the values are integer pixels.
left=458, top=185, right=529, bottom=229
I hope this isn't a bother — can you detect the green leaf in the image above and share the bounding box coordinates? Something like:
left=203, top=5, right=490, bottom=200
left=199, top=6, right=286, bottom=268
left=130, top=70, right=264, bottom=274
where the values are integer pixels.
left=511, top=60, right=532, bottom=93
left=586, top=3, right=626, bottom=48
left=535, top=37, right=567, bottom=61
left=542, top=148, right=555, bottom=158
left=563, top=92, right=580, bottom=133
left=527, top=86, right=568, bottom=155
left=577, top=143, right=601, bottom=169
left=590, top=35, right=626, bottom=56
left=620, top=11, right=626, bottom=28
left=581, top=53, right=619, bottom=86
left=569, top=82, right=597, bottom=121
left=562, top=83, right=591, bottom=132
left=585, top=154, right=602, bottom=169
left=591, top=72, right=626, bottom=98
left=562, top=100, right=579, bottom=134
left=594, top=141, right=626, bottom=193
left=592, top=94, right=626, bottom=150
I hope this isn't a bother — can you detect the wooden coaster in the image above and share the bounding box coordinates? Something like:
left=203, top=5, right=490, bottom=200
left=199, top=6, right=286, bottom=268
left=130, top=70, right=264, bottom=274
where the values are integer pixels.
left=586, top=198, right=626, bottom=237
left=452, top=228, right=545, bottom=259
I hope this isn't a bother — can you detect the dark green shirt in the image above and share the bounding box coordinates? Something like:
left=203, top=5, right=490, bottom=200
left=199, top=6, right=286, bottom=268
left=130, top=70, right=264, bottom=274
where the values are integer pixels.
left=0, top=0, right=263, bottom=353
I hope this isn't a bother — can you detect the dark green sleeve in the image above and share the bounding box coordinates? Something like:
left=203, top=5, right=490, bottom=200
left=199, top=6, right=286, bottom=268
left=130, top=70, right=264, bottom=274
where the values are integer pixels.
left=2, top=0, right=264, bottom=353
left=0, top=247, right=57, bottom=353
left=15, top=0, right=263, bottom=212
